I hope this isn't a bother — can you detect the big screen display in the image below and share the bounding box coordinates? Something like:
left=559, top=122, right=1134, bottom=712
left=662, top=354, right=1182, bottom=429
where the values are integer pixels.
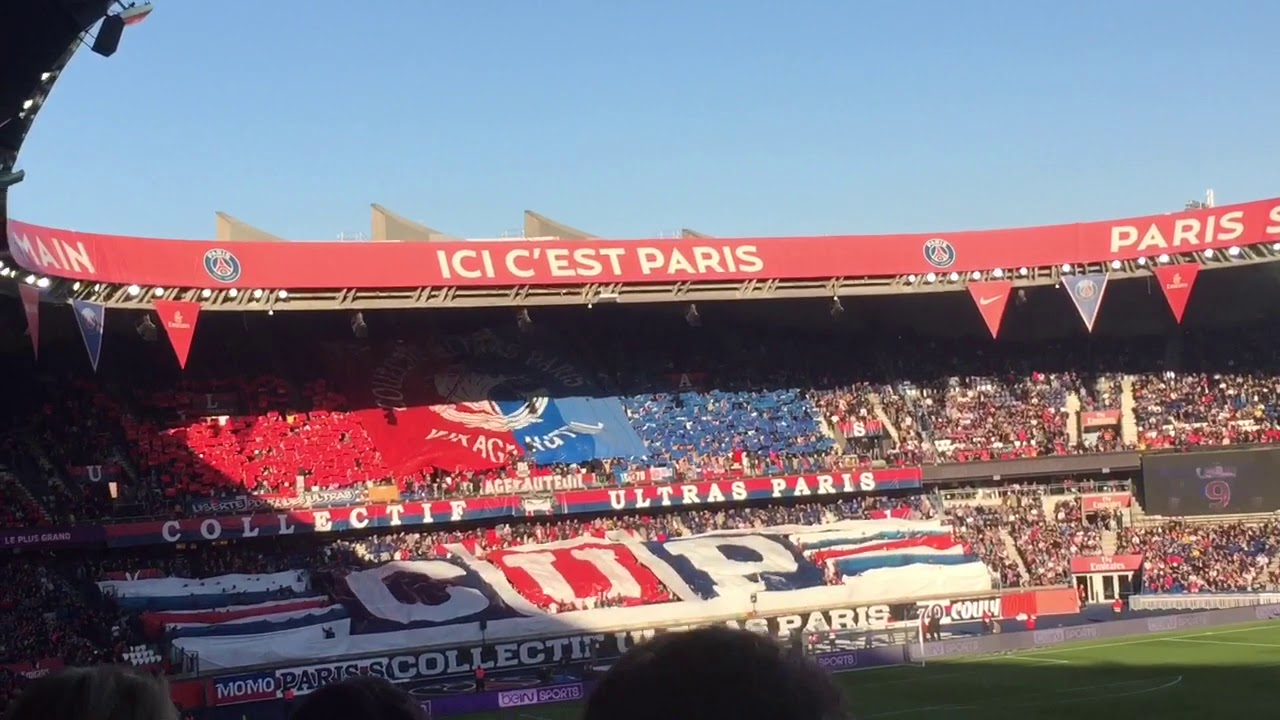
left=1141, top=448, right=1280, bottom=516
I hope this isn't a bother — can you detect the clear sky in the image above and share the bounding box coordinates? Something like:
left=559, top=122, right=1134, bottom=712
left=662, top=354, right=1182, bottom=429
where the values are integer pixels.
left=9, top=0, right=1280, bottom=241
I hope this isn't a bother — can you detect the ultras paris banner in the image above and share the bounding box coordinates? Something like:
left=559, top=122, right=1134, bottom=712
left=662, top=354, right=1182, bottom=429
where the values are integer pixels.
left=338, top=332, right=649, bottom=474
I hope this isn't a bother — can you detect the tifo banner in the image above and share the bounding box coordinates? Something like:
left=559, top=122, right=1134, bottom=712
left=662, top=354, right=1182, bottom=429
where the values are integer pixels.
left=1070, top=554, right=1143, bottom=574
left=162, top=519, right=985, bottom=671
left=103, top=468, right=923, bottom=546
left=346, top=334, right=648, bottom=474
left=1081, top=493, right=1132, bottom=511
left=1062, top=273, right=1109, bottom=332
left=1079, top=410, right=1122, bottom=429
left=966, top=280, right=1013, bottom=338
left=70, top=299, right=106, bottom=371
left=0, top=525, right=104, bottom=550
left=1152, top=263, right=1200, bottom=324
left=12, top=197, right=1280, bottom=288
left=18, top=285, right=40, bottom=359
left=153, top=299, right=201, bottom=369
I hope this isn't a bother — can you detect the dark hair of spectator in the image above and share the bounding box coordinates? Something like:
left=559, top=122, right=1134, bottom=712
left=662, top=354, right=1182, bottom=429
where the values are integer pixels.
left=3, top=666, right=176, bottom=720
left=289, top=676, right=425, bottom=720
left=583, top=626, right=847, bottom=720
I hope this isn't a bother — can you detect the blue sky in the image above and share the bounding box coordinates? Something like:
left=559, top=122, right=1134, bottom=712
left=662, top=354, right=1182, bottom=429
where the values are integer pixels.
left=10, top=0, right=1280, bottom=241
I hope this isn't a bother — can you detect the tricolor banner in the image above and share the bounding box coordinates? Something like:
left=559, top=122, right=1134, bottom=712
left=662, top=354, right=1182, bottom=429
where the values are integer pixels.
left=18, top=285, right=40, bottom=359
left=1152, top=264, right=1199, bottom=324
left=966, top=280, right=1013, bottom=338
left=71, top=300, right=106, bottom=371
left=153, top=300, right=201, bottom=369
left=1062, top=273, right=1109, bottom=332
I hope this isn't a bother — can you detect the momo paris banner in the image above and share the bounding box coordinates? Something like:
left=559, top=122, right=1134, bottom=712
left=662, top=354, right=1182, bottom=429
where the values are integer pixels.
left=345, top=333, right=648, bottom=475
left=11, top=197, right=1280, bottom=289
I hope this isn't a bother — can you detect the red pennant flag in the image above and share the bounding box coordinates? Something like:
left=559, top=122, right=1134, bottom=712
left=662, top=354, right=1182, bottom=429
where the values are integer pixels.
left=1152, top=264, right=1199, bottom=324
left=18, top=285, right=40, bottom=359
left=153, top=300, right=201, bottom=369
left=967, top=280, right=1013, bottom=338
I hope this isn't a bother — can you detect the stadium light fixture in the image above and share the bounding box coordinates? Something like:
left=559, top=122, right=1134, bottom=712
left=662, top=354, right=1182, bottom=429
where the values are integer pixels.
left=1060, top=264, right=1073, bottom=274
left=1157, top=254, right=1170, bottom=264
left=126, top=284, right=141, bottom=296
left=1018, top=267, right=1028, bottom=277
left=228, top=288, right=239, bottom=298
left=35, top=277, right=50, bottom=289
left=1137, top=257, right=1148, bottom=266
left=23, top=274, right=36, bottom=285
left=1110, top=260, right=1122, bottom=270
left=200, top=288, right=212, bottom=299
left=72, top=281, right=81, bottom=291
left=21, top=99, right=33, bottom=111
left=1272, top=242, right=1280, bottom=252
left=152, top=287, right=164, bottom=296
left=276, top=290, right=288, bottom=300
left=969, top=271, right=981, bottom=281
left=829, top=296, right=843, bottom=319
left=925, top=272, right=937, bottom=284
left=252, top=289, right=264, bottom=300
left=992, top=268, right=1004, bottom=279
left=1203, top=248, right=1215, bottom=259
left=1229, top=246, right=1242, bottom=258
left=947, top=272, right=960, bottom=283
left=906, top=274, right=918, bottom=284
left=267, top=309, right=274, bottom=316
left=93, top=283, right=103, bottom=292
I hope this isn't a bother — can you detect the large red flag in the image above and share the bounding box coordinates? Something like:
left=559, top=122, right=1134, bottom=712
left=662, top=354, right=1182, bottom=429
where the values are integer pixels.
left=966, top=281, right=1013, bottom=338
left=1152, top=264, right=1199, bottom=324
left=18, top=285, right=40, bottom=359
left=153, top=300, right=201, bottom=369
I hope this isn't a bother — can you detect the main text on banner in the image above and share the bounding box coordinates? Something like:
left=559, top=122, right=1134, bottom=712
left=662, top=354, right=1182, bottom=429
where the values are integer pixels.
left=102, top=468, right=923, bottom=546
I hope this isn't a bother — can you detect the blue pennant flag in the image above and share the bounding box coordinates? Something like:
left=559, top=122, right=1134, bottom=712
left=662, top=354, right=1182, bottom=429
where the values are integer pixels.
left=70, top=300, right=106, bottom=371
left=1062, top=273, right=1109, bottom=332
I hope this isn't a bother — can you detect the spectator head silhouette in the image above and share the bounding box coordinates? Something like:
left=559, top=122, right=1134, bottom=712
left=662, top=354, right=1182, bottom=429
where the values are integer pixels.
left=289, top=676, right=424, bottom=720
left=4, top=666, right=176, bottom=720
left=583, top=626, right=847, bottom=720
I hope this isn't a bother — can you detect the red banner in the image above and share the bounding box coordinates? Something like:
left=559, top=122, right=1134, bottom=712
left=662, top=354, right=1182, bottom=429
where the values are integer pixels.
left=1070, top=554, right=1143, bottom=574
left=9, top=198, right=1280, bottom=289
left=18, top=285, right=39, bottom=359
left=0, top=657, right=63, bottom=680
left=1152, top=263, right=1199, bottom=323
left=1081, top=493, right=1133, bottom=512
left=1079, top=410, right=1122, bottom=429
left=966, top=280, right=1013, bottom=338
left=153, top=300, right=201, bottom=369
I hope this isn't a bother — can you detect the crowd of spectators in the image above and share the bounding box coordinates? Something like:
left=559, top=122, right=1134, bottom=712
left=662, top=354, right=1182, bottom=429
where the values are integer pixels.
left=1120, top=521, right=1280, bottom=593
left=1132, top=372, right=1280, bottom=448
left=916, top=373, right=1074, bottom=463
left=0, top=557, right=126, bottom=670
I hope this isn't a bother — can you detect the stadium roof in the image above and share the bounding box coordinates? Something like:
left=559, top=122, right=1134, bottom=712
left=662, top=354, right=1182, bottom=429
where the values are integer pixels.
left=214, top=212, right=283, bottom=243
left=370, top=204, right=460, bottom=243
left=523, top=211, right=595, bottom=240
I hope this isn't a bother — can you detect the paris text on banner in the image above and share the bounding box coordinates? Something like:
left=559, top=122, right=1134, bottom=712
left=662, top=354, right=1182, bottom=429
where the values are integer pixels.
left=9, top=198, right=1280, bottom=289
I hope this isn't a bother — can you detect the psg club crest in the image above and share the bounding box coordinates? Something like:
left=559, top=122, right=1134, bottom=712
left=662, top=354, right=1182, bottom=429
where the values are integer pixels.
left=202, top=248, right=242, bottom=284
left=1074, top=278, right=1098, bottom=300
left=922, top=238, right=956, bottom=269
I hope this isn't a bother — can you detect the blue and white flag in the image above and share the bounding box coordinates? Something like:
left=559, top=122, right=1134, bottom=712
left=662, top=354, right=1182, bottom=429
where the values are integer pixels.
left=71, top=300, right=106, bottom=371
left=1062, top=273, right=1109, bottom=332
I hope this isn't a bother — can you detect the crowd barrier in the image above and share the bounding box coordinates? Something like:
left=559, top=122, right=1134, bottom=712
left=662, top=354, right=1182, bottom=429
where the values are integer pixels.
left=1129, top=593, right=1280, bottom=612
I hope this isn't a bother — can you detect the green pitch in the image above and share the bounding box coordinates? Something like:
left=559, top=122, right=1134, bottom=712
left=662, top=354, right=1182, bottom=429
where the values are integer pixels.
left=468, top=619, right=1280, bottom=720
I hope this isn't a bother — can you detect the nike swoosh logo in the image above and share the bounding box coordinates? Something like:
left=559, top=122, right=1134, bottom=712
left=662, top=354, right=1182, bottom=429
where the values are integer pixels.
left=979, top=296, right=1002, bottom=305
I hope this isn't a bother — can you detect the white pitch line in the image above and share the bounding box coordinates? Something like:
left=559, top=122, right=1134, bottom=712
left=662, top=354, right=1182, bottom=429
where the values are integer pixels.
left=1164, top=637, right=1280, bottom=649
left=1015, top=622, right=1280, bottom=657
left=861, top=676, right=1183, bottom=718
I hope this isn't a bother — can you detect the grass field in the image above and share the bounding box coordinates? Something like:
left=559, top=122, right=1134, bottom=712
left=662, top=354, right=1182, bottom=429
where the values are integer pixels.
left=465, top=620, right=1280, bottom=720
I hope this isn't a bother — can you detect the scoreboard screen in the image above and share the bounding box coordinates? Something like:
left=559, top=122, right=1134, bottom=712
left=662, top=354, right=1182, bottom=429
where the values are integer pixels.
left=1141, top=448, right=1280, bottom=516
